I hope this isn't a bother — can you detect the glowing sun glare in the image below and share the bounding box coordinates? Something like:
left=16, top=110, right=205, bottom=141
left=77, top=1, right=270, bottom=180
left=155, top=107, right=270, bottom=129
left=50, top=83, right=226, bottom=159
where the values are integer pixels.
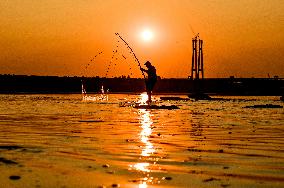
left=141, top=29, right=154, bottom=42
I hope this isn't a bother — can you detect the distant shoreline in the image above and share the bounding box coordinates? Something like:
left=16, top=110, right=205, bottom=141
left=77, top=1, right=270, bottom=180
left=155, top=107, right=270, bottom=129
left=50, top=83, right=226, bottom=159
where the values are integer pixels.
left=0, top=74, right=283, bottom=96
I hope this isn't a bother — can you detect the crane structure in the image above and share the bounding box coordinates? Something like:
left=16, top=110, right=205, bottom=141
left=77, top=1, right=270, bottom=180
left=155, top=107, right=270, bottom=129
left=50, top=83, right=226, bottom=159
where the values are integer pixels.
left=190, top=34, right=204, bottom=80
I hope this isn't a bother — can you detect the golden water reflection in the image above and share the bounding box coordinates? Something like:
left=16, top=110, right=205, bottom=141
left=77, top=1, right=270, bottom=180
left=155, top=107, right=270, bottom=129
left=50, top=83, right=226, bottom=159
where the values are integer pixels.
left=129, top=108, right=154, bottom=172
left=140, top=109, right=155, bottom=157
left=138, top=182, right=147, bottom=188
left=129, top=104, right=160, bottom=187
left=132, top=162, right=150, bottom=172
left=138, top=92, right=149, bottom=104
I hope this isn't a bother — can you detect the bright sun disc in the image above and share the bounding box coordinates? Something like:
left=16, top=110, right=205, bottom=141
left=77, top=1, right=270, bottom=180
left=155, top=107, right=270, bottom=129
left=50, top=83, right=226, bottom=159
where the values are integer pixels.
left=141, top=29, right=153, bottom=42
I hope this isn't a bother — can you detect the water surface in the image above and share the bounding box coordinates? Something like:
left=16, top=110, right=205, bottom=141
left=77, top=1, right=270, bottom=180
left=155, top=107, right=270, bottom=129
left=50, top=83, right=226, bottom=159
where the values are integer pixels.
left=0, top=94, right=283, bottom=188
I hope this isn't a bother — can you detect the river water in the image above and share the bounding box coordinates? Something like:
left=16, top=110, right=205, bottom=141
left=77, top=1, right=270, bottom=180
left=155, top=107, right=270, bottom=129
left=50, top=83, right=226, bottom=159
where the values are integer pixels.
left=0, top=94, right=283, bottom=188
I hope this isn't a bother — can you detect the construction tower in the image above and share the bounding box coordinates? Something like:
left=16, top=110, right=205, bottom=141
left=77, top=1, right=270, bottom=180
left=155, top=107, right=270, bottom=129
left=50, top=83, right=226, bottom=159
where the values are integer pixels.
left=190, top=34, right=204, bottom=80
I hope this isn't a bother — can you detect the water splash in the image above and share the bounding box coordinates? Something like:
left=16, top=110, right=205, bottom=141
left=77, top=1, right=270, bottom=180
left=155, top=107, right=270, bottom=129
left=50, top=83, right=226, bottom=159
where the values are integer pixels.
left=105, top=38, right=134, bottom=78
left=82, top=51, right=103, bottom=77
left=115, top=33, right=146, bottom=79
left=82, top=82, right=108, bottom=101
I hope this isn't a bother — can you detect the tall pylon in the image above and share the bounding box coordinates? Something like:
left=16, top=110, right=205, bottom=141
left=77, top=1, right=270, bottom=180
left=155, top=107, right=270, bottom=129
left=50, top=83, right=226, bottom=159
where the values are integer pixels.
left=190, top=34, right=204, bottom=80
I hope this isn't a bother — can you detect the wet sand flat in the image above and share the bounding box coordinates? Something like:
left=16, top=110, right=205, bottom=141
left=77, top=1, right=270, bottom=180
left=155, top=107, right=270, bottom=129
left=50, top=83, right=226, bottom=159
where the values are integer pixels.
left=0, top=94, right=283, bottom=188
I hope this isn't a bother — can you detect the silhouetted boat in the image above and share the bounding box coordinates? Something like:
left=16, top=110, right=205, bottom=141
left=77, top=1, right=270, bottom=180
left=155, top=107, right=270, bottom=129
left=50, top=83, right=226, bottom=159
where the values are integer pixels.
left=119, top=101, right=179, bottom=109
left=160, top=97, right=190, bottom=101
left=244, top=104, right=283, bottom=108
left=133, top=104, right=179, bottom=110
left=188, top=93, right=212, bottom=100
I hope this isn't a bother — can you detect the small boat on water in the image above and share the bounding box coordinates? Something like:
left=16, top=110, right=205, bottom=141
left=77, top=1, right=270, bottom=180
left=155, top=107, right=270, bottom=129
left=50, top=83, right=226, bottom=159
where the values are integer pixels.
left=119, top=101, right=179, bottom=110
left=244, top=104, right=283, bottom=108
left=188, top=92, right=212, bottom=100
left=133, top=104, right=179, bottom=110
left=160, top=96, right=190, bottom=101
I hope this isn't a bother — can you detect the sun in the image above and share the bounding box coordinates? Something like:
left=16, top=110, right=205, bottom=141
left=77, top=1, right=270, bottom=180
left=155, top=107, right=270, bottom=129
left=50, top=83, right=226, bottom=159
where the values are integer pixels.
left=141, top=29, right=154, bottom=42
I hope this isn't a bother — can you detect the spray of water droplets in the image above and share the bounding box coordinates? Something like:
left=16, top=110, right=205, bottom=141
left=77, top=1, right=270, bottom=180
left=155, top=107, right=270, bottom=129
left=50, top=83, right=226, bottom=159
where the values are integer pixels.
left=82, top=51, right=103, bottom=77
left=115, top=33, right=146, bottom=78
left=105, top=35, right=139, bottom=78
left=82, top=33, right=145, bottom=78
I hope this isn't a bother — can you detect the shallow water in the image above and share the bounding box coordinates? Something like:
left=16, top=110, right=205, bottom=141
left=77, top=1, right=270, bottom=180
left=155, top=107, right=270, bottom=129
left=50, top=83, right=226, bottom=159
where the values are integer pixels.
left=0, top=94, right=283, bottom=188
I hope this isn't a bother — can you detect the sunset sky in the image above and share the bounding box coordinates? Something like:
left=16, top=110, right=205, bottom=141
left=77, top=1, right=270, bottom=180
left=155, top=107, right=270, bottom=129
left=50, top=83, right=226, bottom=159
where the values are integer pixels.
left=0, top=0, right=283, bottom=78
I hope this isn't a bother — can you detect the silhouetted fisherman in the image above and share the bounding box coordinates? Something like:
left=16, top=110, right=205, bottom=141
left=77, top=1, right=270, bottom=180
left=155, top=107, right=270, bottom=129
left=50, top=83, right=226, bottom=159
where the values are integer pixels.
left=141, top=61, right=157, bottom=103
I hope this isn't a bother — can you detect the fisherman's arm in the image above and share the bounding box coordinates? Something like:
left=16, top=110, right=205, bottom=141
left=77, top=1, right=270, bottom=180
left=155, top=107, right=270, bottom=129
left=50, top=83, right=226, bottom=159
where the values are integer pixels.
left=140, top=68, right=147, bottom=72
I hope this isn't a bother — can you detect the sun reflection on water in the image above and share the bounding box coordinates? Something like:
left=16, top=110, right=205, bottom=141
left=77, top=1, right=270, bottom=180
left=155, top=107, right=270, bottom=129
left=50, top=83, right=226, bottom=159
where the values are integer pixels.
left=128, top=100, right=160, bottom=187
left=132, top=162, right=150, bottom=172
left=138, top=182, right=147, bottom=188
left=127, top=93, right=169, bottom=187
left=129, top=108, right=154, bottom=173
left=138, top=92, right=148, bottom=104
left=140, top=110, right=155, bottom=157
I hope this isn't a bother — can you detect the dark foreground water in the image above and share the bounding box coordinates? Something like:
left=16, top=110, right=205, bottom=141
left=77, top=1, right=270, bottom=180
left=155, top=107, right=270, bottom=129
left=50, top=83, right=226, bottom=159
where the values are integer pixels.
left=0, top=94, right=283, bottom=188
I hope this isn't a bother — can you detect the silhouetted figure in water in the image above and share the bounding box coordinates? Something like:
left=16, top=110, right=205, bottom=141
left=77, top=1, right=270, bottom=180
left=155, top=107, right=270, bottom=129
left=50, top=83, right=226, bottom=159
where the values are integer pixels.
left=141, top=61, right=157, bottom=103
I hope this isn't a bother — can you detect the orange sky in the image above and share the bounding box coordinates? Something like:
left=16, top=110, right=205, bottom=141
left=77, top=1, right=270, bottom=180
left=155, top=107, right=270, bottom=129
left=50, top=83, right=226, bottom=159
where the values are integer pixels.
left=0, top=0, right=283, bottom=78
